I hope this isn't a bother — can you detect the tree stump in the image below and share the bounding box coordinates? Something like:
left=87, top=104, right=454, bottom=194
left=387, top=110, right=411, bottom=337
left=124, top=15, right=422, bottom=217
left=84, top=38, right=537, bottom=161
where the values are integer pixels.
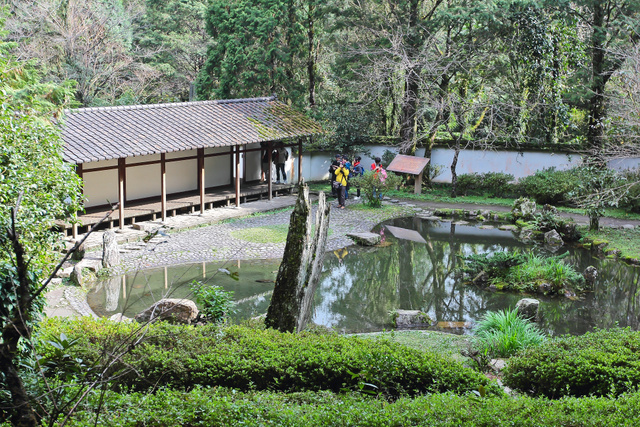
left=265, top=183, right=330, bottom=333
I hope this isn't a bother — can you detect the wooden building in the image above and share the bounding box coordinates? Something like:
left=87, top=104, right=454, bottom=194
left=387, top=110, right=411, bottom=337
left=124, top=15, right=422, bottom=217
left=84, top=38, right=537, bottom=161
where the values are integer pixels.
left=61, top=96, right=323, bottom=235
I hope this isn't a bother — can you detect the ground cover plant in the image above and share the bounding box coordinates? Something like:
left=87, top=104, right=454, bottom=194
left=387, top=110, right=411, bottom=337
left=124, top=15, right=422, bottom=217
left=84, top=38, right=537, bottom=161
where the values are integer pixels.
left=461, top=251, right=586, bottom=295
left=53, top=387, right=640, bottom=426
left=503, top=328, right=640, bottom=398
left=35, top=318, right=501, bottom=399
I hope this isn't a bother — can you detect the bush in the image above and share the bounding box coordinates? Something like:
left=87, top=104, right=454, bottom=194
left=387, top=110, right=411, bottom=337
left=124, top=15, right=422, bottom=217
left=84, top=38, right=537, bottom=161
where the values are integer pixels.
left=472, top=308, right=546, bottom=358
left=64, top=387, right=640, bottom=426
left=619, top=168, right=640, bottom=213
left=456, top=172, right=515, bottom=197
left=516, top=167, right=582, bottom=205
left=503, top=328, right=640, bottom=398
left=190, top=282, right=235, bottom=323
left=36, top=319, right=501, bottom=398
left=351, top=171, right=402, bottom=208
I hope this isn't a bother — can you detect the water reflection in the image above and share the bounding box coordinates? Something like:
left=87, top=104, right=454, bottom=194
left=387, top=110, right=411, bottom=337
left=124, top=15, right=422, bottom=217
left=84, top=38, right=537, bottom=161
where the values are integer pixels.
left=88, top=217, right=640, bottom=336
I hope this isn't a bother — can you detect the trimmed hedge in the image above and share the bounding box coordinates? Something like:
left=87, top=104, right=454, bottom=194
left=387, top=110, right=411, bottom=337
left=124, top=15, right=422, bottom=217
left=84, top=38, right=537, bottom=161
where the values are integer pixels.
left=503, top=328, right=640, bottom=398
left=36, top=318, right=500, bottom=398
left=515, top=167, right=582, bottom=205
left=64, top=387, right=640, bottom=426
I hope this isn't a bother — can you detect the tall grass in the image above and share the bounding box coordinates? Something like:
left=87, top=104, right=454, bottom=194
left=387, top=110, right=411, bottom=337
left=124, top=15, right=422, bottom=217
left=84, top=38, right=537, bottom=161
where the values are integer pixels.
left=473, top=308, right=546, bottom=358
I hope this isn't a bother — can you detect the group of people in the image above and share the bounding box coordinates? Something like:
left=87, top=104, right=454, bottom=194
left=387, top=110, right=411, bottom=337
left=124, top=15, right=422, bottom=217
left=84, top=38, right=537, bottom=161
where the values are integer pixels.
left=261, top=142, right=289, bottom=184
left=329, top=154, right=387, bottom=209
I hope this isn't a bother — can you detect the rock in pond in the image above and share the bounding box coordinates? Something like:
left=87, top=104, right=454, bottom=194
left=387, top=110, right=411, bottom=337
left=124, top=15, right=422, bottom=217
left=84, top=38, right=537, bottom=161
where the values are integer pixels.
left=392, top=309, right=432, bottom=329
left=135, top=298, right=199, bottom=324
left=346, top=232, right=381, bottom=246
left=516, top=298, right=540, bottom=322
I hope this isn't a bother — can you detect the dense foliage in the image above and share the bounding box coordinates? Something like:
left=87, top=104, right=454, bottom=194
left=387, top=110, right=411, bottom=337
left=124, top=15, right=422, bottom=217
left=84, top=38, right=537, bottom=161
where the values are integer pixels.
left=503, top=328, right=640, bottom=398
left=52, top=387, right=640, bottom=426
left=36, top=318, right=501, bottom=398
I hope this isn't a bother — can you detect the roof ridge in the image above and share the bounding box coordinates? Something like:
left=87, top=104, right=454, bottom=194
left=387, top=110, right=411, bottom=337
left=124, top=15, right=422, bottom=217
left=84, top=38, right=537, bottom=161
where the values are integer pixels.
left=64, top=96, right=277, bottom=115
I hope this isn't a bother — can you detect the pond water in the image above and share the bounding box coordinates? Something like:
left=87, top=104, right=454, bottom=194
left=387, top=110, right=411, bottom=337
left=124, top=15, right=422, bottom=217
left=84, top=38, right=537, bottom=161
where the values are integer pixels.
left=87, top=217, right=640, bottom=336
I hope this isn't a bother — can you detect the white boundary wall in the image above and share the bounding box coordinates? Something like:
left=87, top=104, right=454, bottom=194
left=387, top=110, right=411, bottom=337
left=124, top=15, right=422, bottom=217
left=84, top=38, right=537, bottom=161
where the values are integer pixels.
left=298, top=145, right=640, bottom=182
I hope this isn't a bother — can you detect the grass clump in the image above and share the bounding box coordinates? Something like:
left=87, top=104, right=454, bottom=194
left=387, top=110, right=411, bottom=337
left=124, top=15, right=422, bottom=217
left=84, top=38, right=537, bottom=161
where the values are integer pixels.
left=503, top=328, right=640, bottom=398
left=472, top=308, right=546, bottom=358
left=461, top=251, right=586, bottom=295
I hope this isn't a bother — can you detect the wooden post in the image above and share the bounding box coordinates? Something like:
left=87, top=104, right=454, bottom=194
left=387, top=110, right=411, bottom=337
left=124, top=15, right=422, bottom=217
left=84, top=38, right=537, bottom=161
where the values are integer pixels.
left=73, top=163, right=83, bottom=239
left=161, top=153, right=167, bottom=221
left=118, top=158, right=125, bottom=229
left=198, top=148, right=205, bottom=214
left=235, top=145, right=241, bottom=207
left=415, top=172, right=423, bottom=194
left=267, top=142, right=273, bottom=200
left=297, top=139, right=303, bottom=183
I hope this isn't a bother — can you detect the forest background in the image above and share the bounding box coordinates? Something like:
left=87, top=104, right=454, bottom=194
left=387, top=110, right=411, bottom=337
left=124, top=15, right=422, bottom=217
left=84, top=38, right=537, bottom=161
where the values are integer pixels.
left=3, top=0, right=640, bottom=158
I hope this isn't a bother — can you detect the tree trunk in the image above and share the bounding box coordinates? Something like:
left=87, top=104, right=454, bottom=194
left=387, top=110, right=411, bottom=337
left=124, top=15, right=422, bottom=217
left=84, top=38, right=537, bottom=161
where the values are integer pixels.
left=306, top=0, right=316, bottom=107
left=265, top=184, right=330, bottom=332
left=399, top=0, right=421, bottom=154
left=450, top=141, right=460, bottom=198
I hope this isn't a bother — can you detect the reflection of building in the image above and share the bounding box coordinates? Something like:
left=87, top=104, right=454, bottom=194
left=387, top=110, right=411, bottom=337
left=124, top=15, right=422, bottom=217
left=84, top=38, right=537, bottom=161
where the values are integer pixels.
left=61, top=96, right=323, bottom=236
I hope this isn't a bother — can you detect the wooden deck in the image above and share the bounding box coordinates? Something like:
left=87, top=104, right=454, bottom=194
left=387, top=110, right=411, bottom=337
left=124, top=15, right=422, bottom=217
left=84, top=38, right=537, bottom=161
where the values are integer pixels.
left=62, top=182, right=295, bottom=235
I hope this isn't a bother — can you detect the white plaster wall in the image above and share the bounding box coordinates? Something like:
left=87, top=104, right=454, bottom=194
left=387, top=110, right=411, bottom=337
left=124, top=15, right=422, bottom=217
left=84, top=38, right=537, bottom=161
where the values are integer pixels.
left=245, top=143, right=261, bottom=182
left=167, top=158, right=197, bottom=193
left=125, top=154, right=161, bottom=201
left=609, top=158, right=640, bottom=171
left=83, top=158, right=118, bottom=170
left=205, top=155, right=231, bottom=187
left=127, top=163, right=160, bottom=200
left=83, top=168, right=118, bottom=208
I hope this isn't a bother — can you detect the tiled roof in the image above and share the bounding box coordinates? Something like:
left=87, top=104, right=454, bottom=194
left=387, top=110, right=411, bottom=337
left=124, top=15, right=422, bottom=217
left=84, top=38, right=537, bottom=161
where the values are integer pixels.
left=61, top=96, right=323, bottom=164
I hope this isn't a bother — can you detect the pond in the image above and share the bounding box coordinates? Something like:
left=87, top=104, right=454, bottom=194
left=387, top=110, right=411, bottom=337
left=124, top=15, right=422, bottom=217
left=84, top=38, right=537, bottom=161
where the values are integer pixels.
left=87, top=217, right=640, bottom=336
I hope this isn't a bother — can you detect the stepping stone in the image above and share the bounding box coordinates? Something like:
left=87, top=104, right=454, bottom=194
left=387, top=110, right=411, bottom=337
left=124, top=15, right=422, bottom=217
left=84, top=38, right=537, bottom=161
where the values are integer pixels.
left=479, top=225, right=495, bottom=230
left=498, top=225, right=518, bottom=231
left=453, top=221, right=469, bottom=226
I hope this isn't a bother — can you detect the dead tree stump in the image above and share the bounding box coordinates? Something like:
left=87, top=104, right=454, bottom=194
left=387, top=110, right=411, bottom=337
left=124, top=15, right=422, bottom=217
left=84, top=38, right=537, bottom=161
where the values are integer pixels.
left=265, top=184, right=330, bottom=333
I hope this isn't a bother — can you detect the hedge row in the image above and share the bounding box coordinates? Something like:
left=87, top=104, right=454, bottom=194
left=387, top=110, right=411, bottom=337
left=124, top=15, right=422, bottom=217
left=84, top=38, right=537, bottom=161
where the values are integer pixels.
left=36, top=318, right=499, bottom=398
left=63, top=387, right=640, bottom=426
left=503, top=328, right=640, bottom=398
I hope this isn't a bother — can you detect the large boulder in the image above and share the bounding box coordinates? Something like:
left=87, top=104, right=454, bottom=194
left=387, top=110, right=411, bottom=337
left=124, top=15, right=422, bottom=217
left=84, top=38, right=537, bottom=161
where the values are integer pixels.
left=134, top=298, right=199, bottom=324
left=346, top=232, right=381, bottom=246
left=516, top=298, right=540, bottom=322
left=392, top=309, right=432, bottom=329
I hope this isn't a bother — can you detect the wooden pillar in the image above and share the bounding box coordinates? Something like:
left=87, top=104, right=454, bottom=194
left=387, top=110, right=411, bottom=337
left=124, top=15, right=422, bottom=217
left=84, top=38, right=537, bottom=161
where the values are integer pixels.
left=235, top=145, right=241, bottom=207
left=161, top=153, right=167, bottom=221
left=298, top=138, right=303, bottom=184
left=118, top=158, right=125, bottom=229
left=73, top=163, right=83, bottom=239
left=267, top=142, right=273, bottom=200
left=415, top=172, right=423, bottom=194
left=229, top=146, right=234, bottom=186
left=198, top=148, right=205, bottom=214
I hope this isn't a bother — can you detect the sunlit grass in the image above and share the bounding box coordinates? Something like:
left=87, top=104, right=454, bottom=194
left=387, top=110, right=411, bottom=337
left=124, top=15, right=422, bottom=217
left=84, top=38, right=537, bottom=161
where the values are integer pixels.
left=581, top=226, right=640, bottom=260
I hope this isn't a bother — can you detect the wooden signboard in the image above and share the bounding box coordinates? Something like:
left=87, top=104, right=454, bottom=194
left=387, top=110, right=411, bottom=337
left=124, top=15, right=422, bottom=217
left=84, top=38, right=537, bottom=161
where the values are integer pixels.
left=386, top=155, right=430, bottom=194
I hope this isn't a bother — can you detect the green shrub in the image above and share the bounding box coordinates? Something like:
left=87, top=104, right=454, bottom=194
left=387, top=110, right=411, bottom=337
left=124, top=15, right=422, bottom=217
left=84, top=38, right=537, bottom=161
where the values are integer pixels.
left=190, top=282, right=235, bottom=323
left=619, top=168, right=640, bottom=213
left=503, top=328, right=640, bottom=398
left=472, top=308, right=546, bottom=358
left=64, top=387, right=640, bottom=426
left=351, top=171, right=402, bottom=208
left=36, top=318, right=500, bottom=398
left=457, top=172, right=515, bottom=198
left=516, top=167, right=582, bottom=205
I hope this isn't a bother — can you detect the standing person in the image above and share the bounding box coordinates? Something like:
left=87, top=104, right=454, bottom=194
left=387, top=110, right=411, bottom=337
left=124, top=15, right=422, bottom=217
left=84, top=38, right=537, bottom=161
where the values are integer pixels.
left=372, top=157, right=387, bottom=200
left=275, top=143, right=288, bottom=184
left=344, top=157, right=352, bottom=200
left=329, top=154, right=341, bottom=197
left=261, top=147, right=270, bottom=182
left=334, top=159, right=349, bottom=209
left=352, top=156, right=364, bottom=199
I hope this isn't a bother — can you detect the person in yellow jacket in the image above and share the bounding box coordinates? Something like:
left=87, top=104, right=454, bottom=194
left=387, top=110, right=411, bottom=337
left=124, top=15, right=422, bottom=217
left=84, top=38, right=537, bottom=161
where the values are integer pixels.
left=334, top=160, right=350, bottom=209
